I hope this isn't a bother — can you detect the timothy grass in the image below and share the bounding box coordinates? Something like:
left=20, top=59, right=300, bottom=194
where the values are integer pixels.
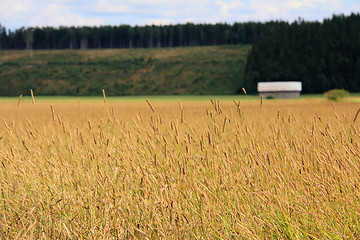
left=0, top=97, right=360, bottom=239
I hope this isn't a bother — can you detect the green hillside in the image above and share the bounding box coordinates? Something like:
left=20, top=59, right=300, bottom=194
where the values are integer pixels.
left=0, top=45, right=250, bottom=96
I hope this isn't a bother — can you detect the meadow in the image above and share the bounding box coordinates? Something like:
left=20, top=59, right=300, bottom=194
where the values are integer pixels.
left=0, top=45, right=250, bottom=96
left=0, top=96, right=360, bottom=239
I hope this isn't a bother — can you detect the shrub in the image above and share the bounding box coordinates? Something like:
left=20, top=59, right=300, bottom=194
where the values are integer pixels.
left=324, top=89, right=350, bottom=101
left=266, top=95, right=275, bottom=99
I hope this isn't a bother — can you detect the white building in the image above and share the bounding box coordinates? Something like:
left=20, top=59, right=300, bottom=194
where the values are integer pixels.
left=257, top=81, right=302, bottom=99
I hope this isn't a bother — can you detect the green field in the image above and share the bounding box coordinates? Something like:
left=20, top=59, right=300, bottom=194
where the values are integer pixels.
left=1, top=93, right=359, bottom=104
left=0, top=45, right=250, bottom=96
left=0, top=95, right=257, bottom=103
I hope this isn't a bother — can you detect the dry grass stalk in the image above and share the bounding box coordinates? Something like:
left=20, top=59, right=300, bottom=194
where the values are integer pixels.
left=2, top=118, right=10, bottom=130
left=236, top=100, right=241, bottom=113
left=260, top=96, right=263, bottom=107
left=180, top=109, right=184, bottom=123
left=178, top=99, right=183, bottom=110
left=56, top=115, right=62, bottom=125
left=242, top=87, right=247, bottom=95
left=25, top=118, right=33, bottom=127
left=210, top=98, right=217, bottom=112
left=232, top=99, right=239, bottom=108
left=17, top=94, right=22, bottom=107
left=61, top=120, right=66, bottom=133
left=178, top=99, right=185, bottom=123
left=102, top=89, right=106, bottom=103
left=30, top=89, right=35, bottom=104
left=353, top=109, right=360, bottom=124
left=331, top=102, right=336, bottom=112
left=50, top=105, right=55, bottom=121
left=146, top=99, right=155, bottom=112
left=1, top=98, right=359, bottom=239
left=222, top=117, right=227, bottom=133
left=209, top=98, right=221, bottom=114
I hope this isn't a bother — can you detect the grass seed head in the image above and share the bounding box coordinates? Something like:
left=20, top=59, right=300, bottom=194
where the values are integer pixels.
left=17, top=94, right=22, bottom=107
left=353, top=109, right=360, bottom=124
left=146, top=99, right=155, bottom=112
left=242, top=87, right=247, bottom=95
left=30, top=89, right=35, bottom=104
left=102, top=89, right=106, bottom=103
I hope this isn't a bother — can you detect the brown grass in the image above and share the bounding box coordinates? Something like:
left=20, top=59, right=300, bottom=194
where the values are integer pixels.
left=0, top=98, right=359, bottom=239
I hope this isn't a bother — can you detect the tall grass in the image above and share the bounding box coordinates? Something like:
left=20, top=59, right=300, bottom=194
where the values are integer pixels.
left=0, top=98, right=359, bottom=238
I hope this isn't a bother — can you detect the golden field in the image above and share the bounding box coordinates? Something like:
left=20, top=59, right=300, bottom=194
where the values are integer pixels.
left=0, top=97, right=359, bottom=239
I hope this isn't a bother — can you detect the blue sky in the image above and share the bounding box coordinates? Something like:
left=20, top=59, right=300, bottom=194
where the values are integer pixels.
left=1, top=0, right=359, bottom=30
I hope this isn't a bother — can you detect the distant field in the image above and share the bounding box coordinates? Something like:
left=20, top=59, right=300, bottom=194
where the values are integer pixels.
left=1, top=93, right=359, bottom=103
left=1, top=97, right=360, bottom=238
left=0, top=45, right=250, bottom=96
left=0, top=95, right=257, bottom=103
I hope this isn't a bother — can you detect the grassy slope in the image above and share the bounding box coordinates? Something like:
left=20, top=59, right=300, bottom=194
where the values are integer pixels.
left=0, top=45, right=250, bottom=96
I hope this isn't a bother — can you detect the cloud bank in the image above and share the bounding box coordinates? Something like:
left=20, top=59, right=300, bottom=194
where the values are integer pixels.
left=0, top=0, right=358, bottom=30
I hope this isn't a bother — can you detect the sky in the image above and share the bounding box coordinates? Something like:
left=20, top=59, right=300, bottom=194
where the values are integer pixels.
left=0, top=0, right=359, bottom=30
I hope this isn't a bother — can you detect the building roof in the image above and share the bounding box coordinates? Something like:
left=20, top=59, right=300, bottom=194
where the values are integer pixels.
left=257, top=81, right=302, bottom=92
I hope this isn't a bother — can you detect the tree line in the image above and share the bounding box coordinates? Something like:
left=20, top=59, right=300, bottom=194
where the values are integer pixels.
left=244, top=13, right=360, bottom=93
left=0, top=22, right=268, bottom=50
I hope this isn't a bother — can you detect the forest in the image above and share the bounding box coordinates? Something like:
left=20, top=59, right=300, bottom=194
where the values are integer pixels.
left=0, top=13, right=359, bottom=95
left=244, top=13, right=360, bottom=93
left=0, top=22, right=266, bottom=49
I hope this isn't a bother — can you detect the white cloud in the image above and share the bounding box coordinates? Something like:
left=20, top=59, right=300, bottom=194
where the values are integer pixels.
left=216, top=0, right=243, bottom=13
left=211, top=0, right=244, bottom=22
left=0, top=0, right=355, bottom=30
left=145, top=18, right=175, bottom=26
left=286, top=0, right=325, bottom=9
left=89, top=0, right=211, bottom=14
left=0, top=0, right=31, bottom=20
left=0, top=0, right=104, bottom=29
left=92, top=0, right=129, bottom=14
left=29, top=3, right=103, bottom=28
left=247, top=0, right=344, bottom=21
